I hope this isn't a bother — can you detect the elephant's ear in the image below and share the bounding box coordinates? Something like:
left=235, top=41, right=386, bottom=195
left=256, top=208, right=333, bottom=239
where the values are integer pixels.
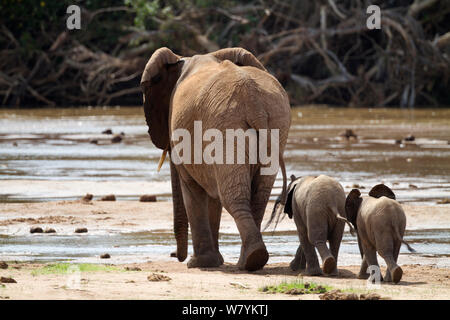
left=141, top=47, right=182, bottom=150
left=345, top=189, right=362, bottom=229
left=209, top=47, right=266, bottom=71
left=284, top=183, right=297, bottom=219
left=368, top=184, right=396, bottom=200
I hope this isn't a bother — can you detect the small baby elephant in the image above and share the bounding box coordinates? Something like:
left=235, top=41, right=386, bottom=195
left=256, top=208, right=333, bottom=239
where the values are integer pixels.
left=345, top=184, right=415, bottom=283
left=284, top=175, right=354, bottom=276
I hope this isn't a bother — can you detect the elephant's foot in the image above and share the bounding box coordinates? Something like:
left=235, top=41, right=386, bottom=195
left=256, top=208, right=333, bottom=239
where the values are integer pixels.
left=390, top=266, right=403, bottom=283
left=303, top=267, right=322, bottom=276
left=290, top=258, right=302, bottom=272
left=237, top=242, right=268, bottom=271
left=326, top=267, right=339, bottom=277
left=187, top=251, right=223, bottom=268
left=361, top=271, right=385, bottom=282
left=358, top=272, right=370, bottom=279
left=218, top=251, right=224, bottom=265
left=322, top=256, right=336, bottom=275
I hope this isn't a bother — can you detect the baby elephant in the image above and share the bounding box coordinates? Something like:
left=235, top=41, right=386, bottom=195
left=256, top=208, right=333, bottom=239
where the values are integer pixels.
left=345, top=184, right=415, bottom=283
left=284, top=175, right=354, bottom=276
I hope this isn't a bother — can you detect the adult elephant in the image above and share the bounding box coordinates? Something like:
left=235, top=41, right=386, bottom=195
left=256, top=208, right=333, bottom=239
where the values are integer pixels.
left=141, top=47, right=291, bottom=271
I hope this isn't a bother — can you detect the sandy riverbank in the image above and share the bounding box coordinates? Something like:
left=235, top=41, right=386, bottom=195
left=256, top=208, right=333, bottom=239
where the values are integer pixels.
left=0, top=200, right=449, bottom=300
left=0, top=261, right=449, bottom=300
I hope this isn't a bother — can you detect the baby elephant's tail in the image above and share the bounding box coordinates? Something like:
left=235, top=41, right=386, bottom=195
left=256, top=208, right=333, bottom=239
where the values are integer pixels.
left=394, top=224, right=416, bottom=253
left=401, top=240, right=416, bottom=253
left=335, top=214, right=356, bottom=236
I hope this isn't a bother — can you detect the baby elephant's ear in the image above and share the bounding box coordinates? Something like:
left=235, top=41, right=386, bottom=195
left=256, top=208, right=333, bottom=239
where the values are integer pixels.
left=345, top=189, right=362, bottom=228
left=284, top=184, right=297, bottom=219
left=369, top=184, right=396, bottom=200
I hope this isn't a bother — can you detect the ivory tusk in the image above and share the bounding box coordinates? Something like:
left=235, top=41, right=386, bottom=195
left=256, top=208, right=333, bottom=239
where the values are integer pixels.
left=157, top=148, right=168, bottom=172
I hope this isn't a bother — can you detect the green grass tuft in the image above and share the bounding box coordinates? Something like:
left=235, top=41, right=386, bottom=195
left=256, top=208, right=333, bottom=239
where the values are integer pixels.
left=31, top=263, right=119, bottom=276
left=260, top=279, right=332, bottom=295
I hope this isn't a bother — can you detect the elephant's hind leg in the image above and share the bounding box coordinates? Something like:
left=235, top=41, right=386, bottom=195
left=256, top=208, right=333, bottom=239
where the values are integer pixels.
left=208, top=196, right=224, bottom=265
left=299, top=234, right=322, bottom=276
left=361, top=244, right=383, bottom=282
left=228, top=203, right=268, bottom=271
left=250, top=171, right=276, bottom=229
left=316, top=242, right=336, bottom=275
left=378, top=241, right=402, bottom=283
left=180, top=177, right=222, bottom=268
left=328, top=220, right=345, bottom=276
left=219, top=170, right=268, bottom=271
left=309, top=230, right=335, bottom=274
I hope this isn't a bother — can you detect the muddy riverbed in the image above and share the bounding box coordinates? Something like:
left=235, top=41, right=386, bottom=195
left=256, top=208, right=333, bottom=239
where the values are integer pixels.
left=0, top=106, right=449, bottom=203
left=0, top=106, right=449, bottom=267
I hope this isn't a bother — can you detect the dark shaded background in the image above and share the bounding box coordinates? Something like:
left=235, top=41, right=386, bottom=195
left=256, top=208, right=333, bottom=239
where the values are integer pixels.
left=1, top=0, right=449, bottom=107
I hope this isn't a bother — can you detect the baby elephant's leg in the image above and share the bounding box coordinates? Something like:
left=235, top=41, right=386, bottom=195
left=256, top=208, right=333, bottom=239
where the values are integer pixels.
left=362, top=245, right=384, bottom=282
left=290, top=245, right=306, bottom=272
left=358, top=255, right=369, bottom=279
left=379, top=246, right=403, bottom=283
left=374, top=230, right=402, bottom=283
left=314, top=240, right=335, bottom=275
left=328, top=220, right=345, bottom=276
left=300, top=233, right=322, bottom=276
left=294, top=213, right=321, bottom=275
left=309, top=229, right=335, bottom=275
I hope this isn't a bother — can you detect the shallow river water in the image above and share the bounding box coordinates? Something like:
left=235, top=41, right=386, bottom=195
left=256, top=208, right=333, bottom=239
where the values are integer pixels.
left=0, top=106, right=449, bottom=266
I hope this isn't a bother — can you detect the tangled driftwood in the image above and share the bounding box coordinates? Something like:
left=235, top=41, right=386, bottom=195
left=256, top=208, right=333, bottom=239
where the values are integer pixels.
left=0, top=1, right=448, bottom=107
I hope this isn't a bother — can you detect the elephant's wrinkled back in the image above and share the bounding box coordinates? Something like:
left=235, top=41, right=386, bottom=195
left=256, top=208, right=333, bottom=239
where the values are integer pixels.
left=172, top=59, right=290, bottom=133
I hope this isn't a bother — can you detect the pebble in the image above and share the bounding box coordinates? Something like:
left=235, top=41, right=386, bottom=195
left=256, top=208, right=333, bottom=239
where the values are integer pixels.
left=0, top=277, right=17, bottom=284
left=360, top=293, right=382, bottom=300
left=75, top=227, right=88, bottom=233
left=340, top=129, right=358, bottom=140
left=111, top=135, right=122, bottom=143
left=125, top=267, right=142, bottom=271
left=30, top=227, right=43, bottom=234
left=320, top=290, right=383, bottom=300
left=101, top=194, right=116, bottom=201
left=147, top=273, right=171, bottom=282
left=82, top=193, right=93, bottom=201
left=100, top=253, right=111, bottom=259
left=139, top=195, right=157, bottom=202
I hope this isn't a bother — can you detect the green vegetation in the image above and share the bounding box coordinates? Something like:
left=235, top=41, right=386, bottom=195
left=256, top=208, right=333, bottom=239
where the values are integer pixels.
left=260, top=279, right=331, bottom=295
left=31, top=263, right=120, bottom=276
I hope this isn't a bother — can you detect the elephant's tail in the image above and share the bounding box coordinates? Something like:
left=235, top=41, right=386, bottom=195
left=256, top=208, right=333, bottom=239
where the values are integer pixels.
left=393, top=223, right=416, bottom=253
left=263, top=153, right=288, bottom=232
left=335, top=215, right=356, bottom=236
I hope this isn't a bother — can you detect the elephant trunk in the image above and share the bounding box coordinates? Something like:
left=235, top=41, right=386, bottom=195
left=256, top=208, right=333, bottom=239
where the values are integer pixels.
left=170, top=160, right=188, bottom=262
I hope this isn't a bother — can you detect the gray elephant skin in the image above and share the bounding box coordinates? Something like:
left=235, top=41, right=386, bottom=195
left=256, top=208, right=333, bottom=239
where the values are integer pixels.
left=345, top=184, right=415, bottom=283
left=140, top=47, right=291, bottom=271
left=280, top=175, right=352, bottom=276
